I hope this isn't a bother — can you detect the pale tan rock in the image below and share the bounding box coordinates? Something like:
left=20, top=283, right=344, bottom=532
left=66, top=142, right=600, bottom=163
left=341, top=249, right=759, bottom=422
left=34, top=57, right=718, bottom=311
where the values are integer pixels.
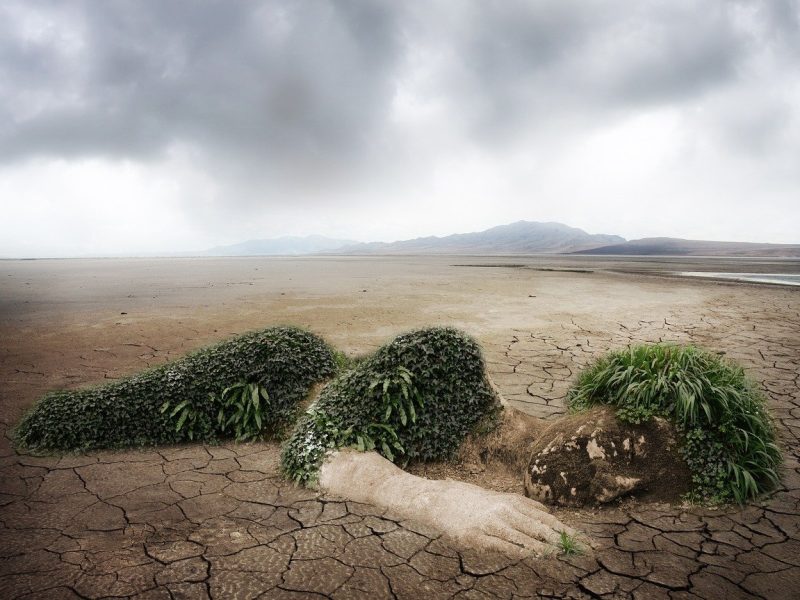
left=319, top=449, right=578, bottom=557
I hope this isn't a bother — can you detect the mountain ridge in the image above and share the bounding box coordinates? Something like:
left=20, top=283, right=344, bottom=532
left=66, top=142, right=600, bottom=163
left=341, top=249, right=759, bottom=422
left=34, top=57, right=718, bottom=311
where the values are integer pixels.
left=574, top=237, right=800, bottom=257
left=326, top=221, right=624, bottom=255
left=202, top=222, right=800, bottom=257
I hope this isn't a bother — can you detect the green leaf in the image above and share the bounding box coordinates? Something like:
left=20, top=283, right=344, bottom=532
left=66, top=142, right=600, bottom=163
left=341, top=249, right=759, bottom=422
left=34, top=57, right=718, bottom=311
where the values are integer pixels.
left=381, top=440, right=395, bottom=462
left=175, top=409, right=189, bottom=432
left=170, top=400, right=189, bottom=418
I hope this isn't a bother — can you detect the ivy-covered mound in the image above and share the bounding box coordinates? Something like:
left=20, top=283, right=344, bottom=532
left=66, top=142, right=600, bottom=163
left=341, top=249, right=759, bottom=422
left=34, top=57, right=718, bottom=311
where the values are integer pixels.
left=281, top=327, right=500, bottom=485
left=568, top=344, right=782, bottom=504
left=16, top=326, right=337, bottom=452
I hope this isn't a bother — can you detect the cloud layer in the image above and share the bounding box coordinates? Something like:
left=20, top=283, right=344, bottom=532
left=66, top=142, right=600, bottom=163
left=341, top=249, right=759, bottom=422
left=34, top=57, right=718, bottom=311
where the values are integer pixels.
left=1, top=0, right=799, bottom=255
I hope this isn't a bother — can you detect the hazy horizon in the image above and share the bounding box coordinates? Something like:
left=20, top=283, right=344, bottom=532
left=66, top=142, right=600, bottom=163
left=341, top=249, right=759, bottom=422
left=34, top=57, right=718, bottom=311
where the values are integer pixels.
left=4, top=218, right=800, bottom=260
left=2, top=1, right=799, bottom=257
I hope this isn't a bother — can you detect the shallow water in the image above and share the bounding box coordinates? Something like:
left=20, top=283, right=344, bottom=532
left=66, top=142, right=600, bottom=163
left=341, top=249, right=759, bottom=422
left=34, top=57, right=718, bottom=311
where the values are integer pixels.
left=679, top=271, right=800, bottom=286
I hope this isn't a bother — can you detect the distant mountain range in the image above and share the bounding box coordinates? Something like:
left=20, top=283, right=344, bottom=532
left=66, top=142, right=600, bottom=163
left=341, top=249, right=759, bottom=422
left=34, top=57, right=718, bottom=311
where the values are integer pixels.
left=329, top=221, right=623, bottom=255
left=574, top=237, right=800, bottom=257
left=203, top=222, right=800, bottom=257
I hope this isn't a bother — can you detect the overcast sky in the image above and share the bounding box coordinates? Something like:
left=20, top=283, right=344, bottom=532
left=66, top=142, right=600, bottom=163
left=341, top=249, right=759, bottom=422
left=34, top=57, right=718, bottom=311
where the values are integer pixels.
left=1, top=1, right=799, bottom=257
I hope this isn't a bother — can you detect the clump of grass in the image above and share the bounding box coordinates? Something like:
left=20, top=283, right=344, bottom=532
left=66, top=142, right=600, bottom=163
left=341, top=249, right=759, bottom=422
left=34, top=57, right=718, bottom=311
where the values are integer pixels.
left=558, top=530, right=581, bottom=556
left=568, top=344, right=781, bottom=504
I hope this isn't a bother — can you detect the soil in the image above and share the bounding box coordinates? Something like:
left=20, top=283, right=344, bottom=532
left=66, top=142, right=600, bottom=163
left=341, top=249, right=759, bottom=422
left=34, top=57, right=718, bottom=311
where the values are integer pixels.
left=525, top=407, right=692, bottom=505
left=1, top=255, right=799, bottom=599
left=407, top=405, right=545, bottom=496
left=408, top=406, right=693, bottom=506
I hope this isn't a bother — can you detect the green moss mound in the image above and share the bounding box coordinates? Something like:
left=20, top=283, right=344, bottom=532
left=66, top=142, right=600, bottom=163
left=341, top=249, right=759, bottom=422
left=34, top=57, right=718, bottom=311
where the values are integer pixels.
left=281, top=327, right=500, bottom=485
left=567, top=344, right=782, bottom=504
left=16, top=326, right=337, bottom=452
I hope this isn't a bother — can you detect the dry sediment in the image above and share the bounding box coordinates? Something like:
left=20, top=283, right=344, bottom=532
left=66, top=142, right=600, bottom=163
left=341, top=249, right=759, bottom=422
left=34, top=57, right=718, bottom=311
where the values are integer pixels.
left=1, top=256, right=798, bottom=598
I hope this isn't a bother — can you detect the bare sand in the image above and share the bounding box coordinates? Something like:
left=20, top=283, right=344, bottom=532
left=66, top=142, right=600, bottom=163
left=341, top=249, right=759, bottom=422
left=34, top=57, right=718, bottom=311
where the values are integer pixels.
left=2, top=255, right=797, bottom=421
left=1, top=256, right=799, bottom=598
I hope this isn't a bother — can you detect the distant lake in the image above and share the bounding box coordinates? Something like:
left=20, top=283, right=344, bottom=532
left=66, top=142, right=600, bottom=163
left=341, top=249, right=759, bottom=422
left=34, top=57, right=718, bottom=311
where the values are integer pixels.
left=679, top=272, right=800, bottom=286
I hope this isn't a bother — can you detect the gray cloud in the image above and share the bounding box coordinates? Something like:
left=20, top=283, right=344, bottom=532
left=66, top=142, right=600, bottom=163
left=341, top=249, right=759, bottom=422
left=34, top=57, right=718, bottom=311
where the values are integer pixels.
left=0, top=0, right=798, bottom=254
left=1, top=0, right=402, bottom=179
left=405, top=1, right=765, bottom=145
left=3, top=1, right=795, bottom=165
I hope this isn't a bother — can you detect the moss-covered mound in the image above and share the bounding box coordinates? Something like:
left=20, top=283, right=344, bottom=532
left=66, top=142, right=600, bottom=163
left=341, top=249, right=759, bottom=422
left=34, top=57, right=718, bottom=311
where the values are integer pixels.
left=281, top=327, right=500, bottom=485
left=567, top=344, right=782, bottom=504
left=16, top=326, right=337, bottom=452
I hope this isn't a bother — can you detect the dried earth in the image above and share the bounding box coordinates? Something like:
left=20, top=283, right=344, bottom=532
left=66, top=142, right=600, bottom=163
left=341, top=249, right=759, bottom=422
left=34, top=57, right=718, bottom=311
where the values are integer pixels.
left=1, top=255, right=799, bottom=599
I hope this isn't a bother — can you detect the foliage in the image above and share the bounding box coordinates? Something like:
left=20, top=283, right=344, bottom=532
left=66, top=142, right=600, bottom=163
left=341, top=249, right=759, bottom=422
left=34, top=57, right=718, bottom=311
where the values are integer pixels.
left=370, top=366, right=423, bottom=430
left=679, top=426, right=732, bottom=504
left=281, top=327, right=500, bottom=485
left=558, top=531, right=581, bottom=556
left=159, top=394, right=215, bottom=442
left=567, top=344, right=782, bottom=504
left=214, top=381, right=271, bottom=442
left=15, top=326, right=336, bottom=452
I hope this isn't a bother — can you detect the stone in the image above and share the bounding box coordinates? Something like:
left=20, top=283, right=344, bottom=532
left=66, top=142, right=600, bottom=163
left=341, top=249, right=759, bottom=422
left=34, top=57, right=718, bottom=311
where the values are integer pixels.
left=525, top=407, right=692, bottom=506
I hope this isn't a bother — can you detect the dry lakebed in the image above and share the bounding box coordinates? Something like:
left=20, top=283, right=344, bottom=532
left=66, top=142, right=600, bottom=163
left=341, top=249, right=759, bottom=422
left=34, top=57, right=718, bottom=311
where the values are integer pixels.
left=1, top=255, right=799, bottom=599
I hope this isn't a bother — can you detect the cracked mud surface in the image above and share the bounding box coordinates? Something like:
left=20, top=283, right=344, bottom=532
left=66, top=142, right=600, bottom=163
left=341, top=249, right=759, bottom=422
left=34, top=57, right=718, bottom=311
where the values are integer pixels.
left=1, top=256, right=799, bottom=598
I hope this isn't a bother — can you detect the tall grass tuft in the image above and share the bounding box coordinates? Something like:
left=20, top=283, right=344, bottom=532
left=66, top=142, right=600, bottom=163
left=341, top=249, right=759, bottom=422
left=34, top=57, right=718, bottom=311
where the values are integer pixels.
left=568, top=344, right=781, bottom=504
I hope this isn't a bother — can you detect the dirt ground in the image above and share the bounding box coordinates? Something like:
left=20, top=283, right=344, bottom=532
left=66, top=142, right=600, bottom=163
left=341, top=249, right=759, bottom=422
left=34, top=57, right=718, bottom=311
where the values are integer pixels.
left=1, top=255, right=799, bottom=599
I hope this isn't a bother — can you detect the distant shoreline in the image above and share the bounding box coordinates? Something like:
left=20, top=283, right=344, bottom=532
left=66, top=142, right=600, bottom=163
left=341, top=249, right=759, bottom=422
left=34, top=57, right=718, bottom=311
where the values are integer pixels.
left=2, top=255, right=798, bottom=289
left=4, top=252, right=800, bottom=261
left=678, top=272, right=800, bottom=287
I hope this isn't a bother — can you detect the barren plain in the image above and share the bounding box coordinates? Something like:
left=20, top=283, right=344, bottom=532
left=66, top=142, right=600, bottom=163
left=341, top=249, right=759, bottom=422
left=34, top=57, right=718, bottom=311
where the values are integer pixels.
left=1, top=255, right=799, bottom=599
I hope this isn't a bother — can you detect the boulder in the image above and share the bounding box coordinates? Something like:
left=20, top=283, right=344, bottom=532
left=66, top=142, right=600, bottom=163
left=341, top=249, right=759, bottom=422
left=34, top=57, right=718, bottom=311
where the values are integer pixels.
left=524, top=407, right=691, bottom=506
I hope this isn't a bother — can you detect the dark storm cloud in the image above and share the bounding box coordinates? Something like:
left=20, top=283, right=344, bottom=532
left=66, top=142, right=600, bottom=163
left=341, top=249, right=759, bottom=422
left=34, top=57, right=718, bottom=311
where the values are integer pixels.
left=1, top=0, right=797, bottom=175
left=0, top=0, right=402, bottom=172
left=406, top=1, right=758, bottom=143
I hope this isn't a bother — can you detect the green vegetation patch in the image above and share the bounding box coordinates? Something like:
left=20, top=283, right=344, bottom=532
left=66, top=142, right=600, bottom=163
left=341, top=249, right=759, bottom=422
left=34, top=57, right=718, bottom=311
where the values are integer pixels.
left=568, top=344, right=782, bottom=504
left=281, top=327, right=500, bottom=485
left=558, top=531, right=582, bottom=556
left=16, top=326, right=336, bottom=452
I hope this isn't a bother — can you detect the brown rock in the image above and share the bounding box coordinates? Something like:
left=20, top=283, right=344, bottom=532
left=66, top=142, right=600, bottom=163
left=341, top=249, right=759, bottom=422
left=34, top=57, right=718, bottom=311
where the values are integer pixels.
left=524, top=407, right=692, bottom=506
